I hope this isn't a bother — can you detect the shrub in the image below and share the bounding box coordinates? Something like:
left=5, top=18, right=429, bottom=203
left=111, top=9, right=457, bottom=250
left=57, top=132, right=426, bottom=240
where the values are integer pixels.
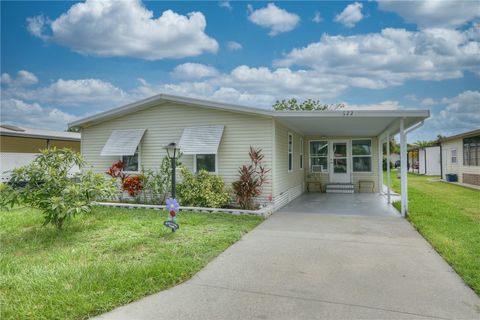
left=122, top=175, right=143, bottom=196
left=140, top=155, right=179, bottom=204
left=232, top=147, right=270, bottom=210
left=0, top=148, right=116, bottom=229
left=177, top=167, right=230, bottom=208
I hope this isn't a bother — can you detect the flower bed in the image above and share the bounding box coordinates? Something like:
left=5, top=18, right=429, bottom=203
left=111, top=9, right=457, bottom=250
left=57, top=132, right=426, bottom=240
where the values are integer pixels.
left=95, top=201, right=275, bottom=218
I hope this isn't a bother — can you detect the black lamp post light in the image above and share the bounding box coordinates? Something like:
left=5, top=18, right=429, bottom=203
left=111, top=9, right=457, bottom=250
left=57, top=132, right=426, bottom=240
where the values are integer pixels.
left=163, top=142, right=181, bottom=232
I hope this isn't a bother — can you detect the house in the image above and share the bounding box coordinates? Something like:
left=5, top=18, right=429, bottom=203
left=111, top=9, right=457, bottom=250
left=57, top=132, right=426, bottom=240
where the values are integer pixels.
left=69, top=94, right=429, bottom=216
left=408, top=145, right=441, bottom=175
left=0, top=124, right=81, bottom=181
left=440, top=129, right=480, bottom=186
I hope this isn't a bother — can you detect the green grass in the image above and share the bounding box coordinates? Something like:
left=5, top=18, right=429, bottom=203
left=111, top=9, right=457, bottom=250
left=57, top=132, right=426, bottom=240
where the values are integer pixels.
left=384, top=172, right=480, bottom=295
left=0, top=206, right=263, bottom=320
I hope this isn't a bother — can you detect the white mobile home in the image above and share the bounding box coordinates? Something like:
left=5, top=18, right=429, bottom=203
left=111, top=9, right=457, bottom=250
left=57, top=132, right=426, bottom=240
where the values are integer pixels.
left=409, top=145, right=441, bottom=176
left=440, top=129, right=480, bottom=186
left=69, top=94, right=429, bottom=216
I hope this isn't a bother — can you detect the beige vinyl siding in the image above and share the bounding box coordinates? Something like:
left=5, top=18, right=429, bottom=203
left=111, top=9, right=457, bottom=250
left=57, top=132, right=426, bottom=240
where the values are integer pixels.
left=273, top=120, right=304, bottom=197
left=0, top=136, right=80, bottom=153
left=304, top=136, right=380, bottom=192
left=442, top=138, right=480, bottom=183
left=81, top=102, right=273, bottom=198
left=1, top=136, right=47, bottom=153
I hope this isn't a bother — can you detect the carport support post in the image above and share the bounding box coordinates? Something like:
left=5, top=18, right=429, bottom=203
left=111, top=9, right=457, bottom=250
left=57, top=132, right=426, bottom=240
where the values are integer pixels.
left=378, top=137, right=383, bottom=195
left=400, top=119, right=408, bottom=217
left=386, top=135, right=391, bottom=204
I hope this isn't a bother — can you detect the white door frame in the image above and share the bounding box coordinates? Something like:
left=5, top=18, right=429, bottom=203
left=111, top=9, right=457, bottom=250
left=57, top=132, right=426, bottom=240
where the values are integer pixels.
left=329, top=140, right=351, bottom=183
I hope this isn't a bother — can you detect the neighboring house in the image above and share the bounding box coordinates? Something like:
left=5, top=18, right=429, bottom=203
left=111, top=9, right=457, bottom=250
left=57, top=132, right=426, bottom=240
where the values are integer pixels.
left=69, top=94, right=429, bottom=213
left=0, top=124, right=81, bottom=180
left=408, top=145, right=441, bottom=176
left=440, top=129, right=480, bottom=186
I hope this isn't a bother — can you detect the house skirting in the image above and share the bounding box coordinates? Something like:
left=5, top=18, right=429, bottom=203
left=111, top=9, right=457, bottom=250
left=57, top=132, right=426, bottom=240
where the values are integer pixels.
left=463, top=173, right=480, bottom=186
left=273, top=184, right=304, bottom=210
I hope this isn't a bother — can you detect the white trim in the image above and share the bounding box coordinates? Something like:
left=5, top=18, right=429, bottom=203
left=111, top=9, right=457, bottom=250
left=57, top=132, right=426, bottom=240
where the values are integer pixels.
left=288, top=132, right=293, bottom=172
left=451, top=149, right=457, bottom=164
left=193, top=154, right=218, bottom=174
left=299, top=137, right=304, bottom=170
left=308, top=139, right=329, bottom=173
left=400, top=118, right=408, bottom=217
left=122, top=145, right=141, bottom=174
left=351, top=138, right=373, bottom=173
left=329, top=140, right=351, bottom=183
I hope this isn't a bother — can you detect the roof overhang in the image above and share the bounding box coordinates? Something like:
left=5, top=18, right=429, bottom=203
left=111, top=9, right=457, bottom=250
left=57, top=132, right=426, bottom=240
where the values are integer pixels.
left=273, top=110, right=429, bottom=137
left=68, top=93, right=429, bottom=138
left=69, top=94, right=272, bottom=129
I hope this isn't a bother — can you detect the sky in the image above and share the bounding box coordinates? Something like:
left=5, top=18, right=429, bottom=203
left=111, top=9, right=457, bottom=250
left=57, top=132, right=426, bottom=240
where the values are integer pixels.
left=1, top=0, right=479, bottom=142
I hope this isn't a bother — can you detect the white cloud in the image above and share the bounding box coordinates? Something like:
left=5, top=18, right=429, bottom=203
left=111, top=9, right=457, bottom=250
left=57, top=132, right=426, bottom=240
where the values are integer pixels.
left=171, top=63, right=219, bottom=80
left=345, top=100, right=402, bottom=110
left=0, top=98, right=78, bottom=130
left=2, top=72, right=127, bottom=107
left=335, top=2, right=364, bottom=28
left=433, top=90, right=480, bottom=135
left=226, top=41, right=243, bottom=51
left=248, top=3, right=300, bottom=36
left=26, top=0, right=218, bottom=60
left=378, top=0, right=480, bottom=28
left=275, top=26, right=480, bottom=88
left=1, top=70, right=38, bottom=87
left=312, top=11, right=322, bottom=23
left=219, top=1, right=232, bottom=10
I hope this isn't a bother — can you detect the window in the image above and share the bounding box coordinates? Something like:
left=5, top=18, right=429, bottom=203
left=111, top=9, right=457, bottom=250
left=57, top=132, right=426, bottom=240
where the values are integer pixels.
left=195, top=154, right=216, bottom=173
left=463, top=135, right=480, bottom=166
left=300, top=138, right=304, bottom=170
left=352, top=139, right=372, bottom=172
left=451, top=149, right=457, bottom=164
left=310, top=141, right=328, bottom=172
left=122, top=147, right=139, bottom=172
left=288, top=133, right=293, bottom=172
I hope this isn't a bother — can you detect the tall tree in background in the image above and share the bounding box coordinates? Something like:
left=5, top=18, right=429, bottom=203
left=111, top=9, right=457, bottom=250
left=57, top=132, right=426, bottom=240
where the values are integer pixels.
left=273, top=98, right=345, bottom=111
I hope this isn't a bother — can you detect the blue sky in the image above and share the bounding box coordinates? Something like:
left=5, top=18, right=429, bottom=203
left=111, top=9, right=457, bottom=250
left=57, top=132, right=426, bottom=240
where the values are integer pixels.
left=1, top=0, right=479, bottom=142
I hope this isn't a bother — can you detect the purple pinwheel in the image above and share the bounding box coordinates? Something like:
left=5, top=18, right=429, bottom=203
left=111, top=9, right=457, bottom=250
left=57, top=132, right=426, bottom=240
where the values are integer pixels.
left=166, top=197, right=180, bottom=213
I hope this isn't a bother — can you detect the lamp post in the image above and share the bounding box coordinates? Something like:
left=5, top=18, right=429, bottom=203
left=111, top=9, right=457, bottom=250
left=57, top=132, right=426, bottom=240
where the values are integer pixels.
left=163, top=142, right=180, bottom=198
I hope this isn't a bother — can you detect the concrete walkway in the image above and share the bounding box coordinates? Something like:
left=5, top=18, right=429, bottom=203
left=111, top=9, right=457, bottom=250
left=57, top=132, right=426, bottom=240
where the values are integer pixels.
left=95, top=194, right=480, bottom=320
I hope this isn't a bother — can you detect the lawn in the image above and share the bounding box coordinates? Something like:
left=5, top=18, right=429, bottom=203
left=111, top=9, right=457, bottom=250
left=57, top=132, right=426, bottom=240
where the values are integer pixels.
left=384, top=172, right=480, bottom=295
left=0, top=206, right=263, bottom=320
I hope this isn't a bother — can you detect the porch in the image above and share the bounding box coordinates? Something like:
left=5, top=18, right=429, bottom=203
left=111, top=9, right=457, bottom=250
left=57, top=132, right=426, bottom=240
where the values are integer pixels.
left=275, top=109, right=430, bottom=217
left=279, top=193, right=399, bottom=217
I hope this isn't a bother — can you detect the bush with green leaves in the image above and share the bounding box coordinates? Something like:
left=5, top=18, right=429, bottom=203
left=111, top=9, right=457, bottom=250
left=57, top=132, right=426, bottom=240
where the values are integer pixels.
left=177, top=167, right=230, bottom=208
left=0, top=148, right=116, bottom=229
left=140, top=155, right=182, bottom=204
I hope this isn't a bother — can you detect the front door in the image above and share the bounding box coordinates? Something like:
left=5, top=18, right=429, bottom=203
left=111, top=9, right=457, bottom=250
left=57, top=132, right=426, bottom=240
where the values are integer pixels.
left=330, top=141, right=350, bottom=183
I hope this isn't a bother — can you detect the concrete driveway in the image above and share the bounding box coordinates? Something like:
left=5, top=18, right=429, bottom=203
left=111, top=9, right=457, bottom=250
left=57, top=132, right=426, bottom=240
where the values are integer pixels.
left=95, top=194, right=480, bottom=320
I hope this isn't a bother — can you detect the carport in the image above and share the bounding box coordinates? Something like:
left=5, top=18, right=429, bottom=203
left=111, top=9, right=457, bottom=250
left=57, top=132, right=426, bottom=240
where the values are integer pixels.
left=274, top=110, right=430, bottom=217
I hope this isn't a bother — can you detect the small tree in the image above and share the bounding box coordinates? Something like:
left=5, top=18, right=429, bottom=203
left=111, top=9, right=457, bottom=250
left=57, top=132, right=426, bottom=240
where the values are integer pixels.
left=232, top=147, right=270, bottom=210
left=0, top=148, right=116, bottom=229
left=273, top=98, right=345, bottom=111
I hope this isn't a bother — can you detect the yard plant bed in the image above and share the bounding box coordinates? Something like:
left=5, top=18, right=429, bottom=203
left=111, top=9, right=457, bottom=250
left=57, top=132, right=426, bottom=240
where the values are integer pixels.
left=0, top=206, right=263, bottom=320
left=385, top=173, right=480, bottom=295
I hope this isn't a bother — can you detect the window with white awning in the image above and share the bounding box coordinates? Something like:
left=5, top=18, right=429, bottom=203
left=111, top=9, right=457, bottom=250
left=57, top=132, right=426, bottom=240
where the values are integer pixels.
left=179, top=125, right=224, bottom=173
left=100, top=129, right=146, bottom=156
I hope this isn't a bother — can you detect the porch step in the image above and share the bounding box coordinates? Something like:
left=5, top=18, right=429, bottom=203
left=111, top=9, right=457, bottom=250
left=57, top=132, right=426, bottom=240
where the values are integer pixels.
left=326, top=183, right=354, bottom=194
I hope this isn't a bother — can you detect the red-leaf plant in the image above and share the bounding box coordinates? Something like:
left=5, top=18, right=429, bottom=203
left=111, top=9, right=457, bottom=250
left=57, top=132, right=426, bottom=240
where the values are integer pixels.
left=106, top=160, right=143, bottom=197
left=122, top=175, right=143, bottom=197
left=106, top=160, right=127, bottom=183
left=232, top=147, right=271, bottom=210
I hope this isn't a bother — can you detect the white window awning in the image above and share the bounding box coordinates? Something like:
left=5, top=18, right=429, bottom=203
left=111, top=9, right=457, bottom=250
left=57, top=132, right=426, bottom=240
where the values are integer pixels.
left=179, top=125, right=224, bottom=155
left=100, top=129, right=146, bottom=156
